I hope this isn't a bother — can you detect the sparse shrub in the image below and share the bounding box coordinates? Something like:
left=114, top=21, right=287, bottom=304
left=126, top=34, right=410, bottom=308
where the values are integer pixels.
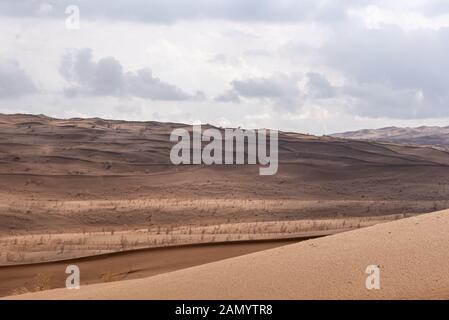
left=120, top=235, right=128, bottom=248
left=6, top=252, right=15, bottom=262
left=102, top=271, right=115, bottom=282
left=34, top=273, right=51, bottom=291
left=11, top=287, right=29, bottom=296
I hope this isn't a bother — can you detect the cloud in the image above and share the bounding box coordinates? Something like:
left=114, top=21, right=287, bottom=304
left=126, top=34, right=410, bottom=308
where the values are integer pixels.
left=210, top=53, right=241, bottom=66
left=0, top=60, right=37, bottom=98
left=60, top=48, right=199, bottom=100
left=216, top=73, right=302, bottom=108
left=339, top=82, right=428, bottom=118
left=215, top=90, right=241, bottom=103
left=322, top=24, right=449, bottom=118
left=304, top=72, right=336, bottom=99
left=5, top=1, right=449, bottom=25
left=0, top=0, right=371, bottom=23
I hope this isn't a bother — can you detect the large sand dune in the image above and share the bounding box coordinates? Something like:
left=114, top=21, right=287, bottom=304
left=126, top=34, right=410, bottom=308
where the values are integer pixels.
left=9, top=209, right=449, bottom=300
left=2, top=113, right=449, bottom=236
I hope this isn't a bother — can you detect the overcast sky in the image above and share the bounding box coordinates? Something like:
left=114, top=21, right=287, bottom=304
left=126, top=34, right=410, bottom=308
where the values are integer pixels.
left=1, top=0, right=449, bottom=134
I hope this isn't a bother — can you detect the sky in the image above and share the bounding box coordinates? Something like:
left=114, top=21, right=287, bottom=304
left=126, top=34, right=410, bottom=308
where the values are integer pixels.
left=1, top=0, right=449, bottom=135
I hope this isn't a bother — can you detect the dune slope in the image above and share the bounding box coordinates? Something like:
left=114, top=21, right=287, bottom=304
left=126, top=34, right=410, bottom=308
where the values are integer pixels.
left=9, top=209, right=449, bottom=300
left=2, top=113, right=449, bottom=234
left=332, top=125, right=449, bottom=150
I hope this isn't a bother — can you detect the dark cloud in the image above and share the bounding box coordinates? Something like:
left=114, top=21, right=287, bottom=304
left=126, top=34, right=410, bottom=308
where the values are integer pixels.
left=215, top=73, right=302, bottom=108
left=216, top=72, right=339, bottom=109
left=305, top=72, right=336, bottom=99
left=124, top=68, right=190, bottom=100
left=60, top=48, right=197, bottom=100
left=0, top=60, right=37, bottom=98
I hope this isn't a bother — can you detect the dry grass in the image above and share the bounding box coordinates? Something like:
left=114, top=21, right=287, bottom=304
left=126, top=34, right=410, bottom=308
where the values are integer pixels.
left=0, top=213, right=410, bottom=265
left=101, top=271, right=116, bottom=283
left=10, top=287, right=29, bottom=296
left=34, top=273, right=51, bottom=291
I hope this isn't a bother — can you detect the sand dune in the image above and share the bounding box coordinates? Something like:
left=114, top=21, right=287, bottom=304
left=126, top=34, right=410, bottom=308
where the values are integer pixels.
left=9, top=209, right=449, bottom=300
left=332, top=125, right=449, bottom=150
left=2, top=113, right=449, bottom=236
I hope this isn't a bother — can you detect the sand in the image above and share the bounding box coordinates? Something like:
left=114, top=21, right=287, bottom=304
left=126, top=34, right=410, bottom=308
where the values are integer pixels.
left=0, top=237, right=312, bottom=297
left=8, top=209, right=449, bottom=300
left=332, top=125, right=449, bottom=151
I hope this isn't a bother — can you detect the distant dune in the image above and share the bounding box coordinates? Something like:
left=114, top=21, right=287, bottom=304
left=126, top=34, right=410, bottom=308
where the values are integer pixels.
left=331, top=125, right=449, bottom=150
left=10, top=209, right=449, bottom=300
left=2, top=113, right=449, bottom=235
